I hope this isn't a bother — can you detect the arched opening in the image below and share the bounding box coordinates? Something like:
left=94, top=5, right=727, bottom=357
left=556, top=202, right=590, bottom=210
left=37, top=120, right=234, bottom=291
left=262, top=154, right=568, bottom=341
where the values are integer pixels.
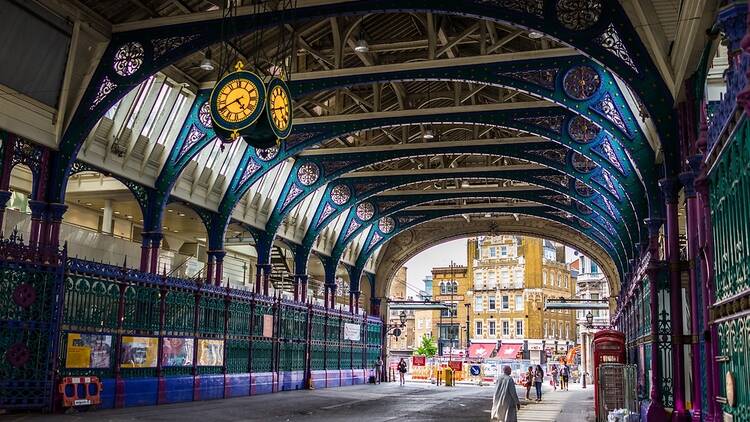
left=305, top=252, right=326, bottom=304
left=62, top=170, right=145, bottom=265
left=160, top=202, right=209, bottom=279
left=4, top=163, right=33, bottom=233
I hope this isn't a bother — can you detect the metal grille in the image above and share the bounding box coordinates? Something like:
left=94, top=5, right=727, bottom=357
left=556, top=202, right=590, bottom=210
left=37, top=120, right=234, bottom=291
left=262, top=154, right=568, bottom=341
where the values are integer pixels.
left=596, top=363, right=637, bottom=421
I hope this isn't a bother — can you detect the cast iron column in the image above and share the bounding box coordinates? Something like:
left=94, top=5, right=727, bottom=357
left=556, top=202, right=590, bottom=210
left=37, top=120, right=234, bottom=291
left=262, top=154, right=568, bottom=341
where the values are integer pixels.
left=659, top=178, right=689, bottom=422
left=27, top=199, right=46, bottom=248
left=139, top=233, right=151, bottom=272
left=149, top=232, right=163, bottom=274
left=644, top=218, right=666, bottom=421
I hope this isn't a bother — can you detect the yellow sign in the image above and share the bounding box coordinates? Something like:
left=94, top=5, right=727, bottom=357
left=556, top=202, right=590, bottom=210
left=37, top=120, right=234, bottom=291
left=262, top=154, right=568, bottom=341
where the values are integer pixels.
left=65, top=333, right=112, bottom=369
left=120, top=336, right=158, bottom=368
left=197, top=339, right=224, bottom=366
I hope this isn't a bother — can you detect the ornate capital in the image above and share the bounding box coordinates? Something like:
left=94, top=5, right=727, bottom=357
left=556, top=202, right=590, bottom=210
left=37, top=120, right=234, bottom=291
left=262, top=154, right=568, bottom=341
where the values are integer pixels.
left=644, top=218, right=664, bottom=238
left=27, top=200, right=47, bottom=218
left=658, top=178, right=680, bottom=203
left=717, top=2, right=748, bottom=54
left=678, top=171, right=696, bottom=198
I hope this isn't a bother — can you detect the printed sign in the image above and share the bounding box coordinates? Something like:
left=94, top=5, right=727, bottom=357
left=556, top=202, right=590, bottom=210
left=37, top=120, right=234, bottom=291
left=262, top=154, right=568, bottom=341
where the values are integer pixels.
left=448, top=361, right=463, bottom=372
left=343, top=323, right=361, bottom=341
left=197, top=339, right=224, bottom=366
left=65, top=333, right=113, bottom=369
left=161, top=337, right=194, bottom=367
left=262, top=315, right=274, bottom=338
left=412, top=356, right=426, bottom=366
left=120, top=336, right=158, bottom=368
left=470, top=365, right=481, bottom=376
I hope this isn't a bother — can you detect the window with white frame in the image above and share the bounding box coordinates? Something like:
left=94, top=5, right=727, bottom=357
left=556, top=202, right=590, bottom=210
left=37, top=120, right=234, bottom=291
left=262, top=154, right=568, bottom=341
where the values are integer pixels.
left=417, top=320, right=423, bottom=329
left=566, top=322, right=570, bottom=339
left=502, top=320, right=510, bottom=336
left=475, top=320, right=483, bottom=336
left=500, top=246, right=508, bottom=256
left=543, top=271, right=547, bottom=285
left=515, top=295, right=523, bottom=310
left=501, top=295, right=509, bottom=310
left=475, top=296, right=483, bottom=312
left=489, top=320, right=496, bottom=336
left=544, top=321, right=548, bottom=337
left=489, top=247, right=496, bottom=257
left=488, top=296, right=496, bottom=311
left=516, top=320, right=523, bottom=337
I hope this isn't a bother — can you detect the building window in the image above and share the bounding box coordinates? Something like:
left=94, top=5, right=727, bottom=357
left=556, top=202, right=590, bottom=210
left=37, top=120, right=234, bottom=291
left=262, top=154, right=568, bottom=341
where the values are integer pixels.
left=516, top=320, right=523, bottom=337
left=475, top=296, right=483, bottom=312
left=591, top=293, right=600, bottom=317
left=475, top=320, right=483, bottom=336
left=564, top=275, right=568, bottom=288
left=501, top=295, right=509, bottom=310
left=489, top=320, right=496, bottom=336
left=500, top=246, right=508, bottom=256
left=426, top=319, right=432, bottom=329
left=557, top=273, right=561, bottom=287
left=544, top=321, right=548, bottom=337
left=591, top=262, right=599, bottom=273
left=488, top=296, right=496, bottom=311
left=490, top=247, right=496, bottom=257
left=566, top=322, right=570, bottom=339
left=440, top=282, right=447, bottom=295
left=441, top=303, right=457, bottom=318
left=417, top=320, right=423, bottom=329
left=515, top=295, right=523, bottom=310
left=502, top=320, right=510, bottom=336
left=543, top=271, right=547, bottom=285
left=452, top=281, right=458, bottom=294
left=552, top=321, right=557, bottom=338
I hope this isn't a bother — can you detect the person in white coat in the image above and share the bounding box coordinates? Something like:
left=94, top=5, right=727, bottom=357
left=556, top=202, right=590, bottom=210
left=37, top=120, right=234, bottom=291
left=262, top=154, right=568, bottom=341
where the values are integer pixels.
left=491, top=365, right=520, bottom=421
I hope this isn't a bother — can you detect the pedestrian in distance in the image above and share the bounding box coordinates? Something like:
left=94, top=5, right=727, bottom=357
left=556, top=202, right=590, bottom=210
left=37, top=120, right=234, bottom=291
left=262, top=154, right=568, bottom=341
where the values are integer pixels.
left=524, top=366, right=534, bottom=400
left=533, top=365, right=544, bottom=401
left=375, top=356, right=384, bottom=384
left=551, top=365, right=559, bottom=391
left=560, top=363, right=570, bottom=391
left=397, top=358, right=408, bottom=386
left=491, top=365, right=521, bottom=422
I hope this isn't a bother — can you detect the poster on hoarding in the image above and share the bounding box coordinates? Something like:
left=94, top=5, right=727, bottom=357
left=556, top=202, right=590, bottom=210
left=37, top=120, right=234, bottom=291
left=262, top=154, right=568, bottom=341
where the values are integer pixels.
left=120, top=336, right=158, bottom=368
left=343, top=323, right=361, bottom=341
left=262, top=315, right=274, bottom=338
left=65, top=333, right=113, bottom=369
left=197, top=339, right=224, bottom=366
left=412, top=356, right=426, bottom=366
left=161, top=337, right=194, bottom=367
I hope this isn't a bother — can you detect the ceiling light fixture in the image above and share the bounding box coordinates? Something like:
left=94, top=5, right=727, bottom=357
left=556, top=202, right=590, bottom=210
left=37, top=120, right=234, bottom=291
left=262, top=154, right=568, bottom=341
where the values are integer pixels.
left=114, top=211, right=120, bottom=215
left=85, top=202, right=92, bottom=206
left=199, top=49, right=215, bottom=71
left=423, top=128, right=435, bottom=140
left=528, top=31, right=544, bottom=39
left=354, top=39, right=369, bottom=53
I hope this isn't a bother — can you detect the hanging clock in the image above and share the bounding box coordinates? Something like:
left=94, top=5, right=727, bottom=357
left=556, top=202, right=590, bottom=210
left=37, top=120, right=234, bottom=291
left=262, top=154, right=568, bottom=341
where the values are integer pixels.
left=243, top=77, right=294, bottom=148
left=209, top=62, right=266, bottom=143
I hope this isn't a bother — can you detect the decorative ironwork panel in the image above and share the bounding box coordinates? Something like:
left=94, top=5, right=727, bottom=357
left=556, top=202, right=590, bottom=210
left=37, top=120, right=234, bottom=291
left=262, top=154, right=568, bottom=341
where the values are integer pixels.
left=198, top=294, right=225, bottom=336
left=122, top=285, right=160, bottom=331
left=63, top=276, right=120, bottom=329
left=164, top=290, right=195, bottom=334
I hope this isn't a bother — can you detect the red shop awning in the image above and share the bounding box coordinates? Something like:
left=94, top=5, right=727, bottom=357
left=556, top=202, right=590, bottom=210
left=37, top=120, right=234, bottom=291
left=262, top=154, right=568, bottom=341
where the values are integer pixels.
left=468, top=343, right=496, bottom=358
left=496, top=343, right=523, bottom=359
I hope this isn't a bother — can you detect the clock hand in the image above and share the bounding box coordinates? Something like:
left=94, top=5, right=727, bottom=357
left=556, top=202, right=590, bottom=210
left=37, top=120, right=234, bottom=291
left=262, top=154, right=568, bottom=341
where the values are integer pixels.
left=219, top=97, right=242, bottom=111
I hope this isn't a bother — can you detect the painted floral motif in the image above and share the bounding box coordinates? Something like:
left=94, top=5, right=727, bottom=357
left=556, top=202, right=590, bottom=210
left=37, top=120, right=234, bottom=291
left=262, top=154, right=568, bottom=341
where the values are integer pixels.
left=256, top=146, right=279, bottom=161
left=599, top=169, right=620, bottom=199
left=501, top=69, right=558, bottom=90
left=281, top=183, right=303, bottom=209
left=575, top=180, right=595, bottom=197
left=597, top=137, right=625, bottom=174
left=544, top=194, right=572, bottom=207
left=563, top=66, right=601, bottom=100
left=239, top=158, right=261, bottom=187
left=593, top=93, right=630, bottom=136
left=477, top=0, right=543, bottom=17
left=368, top=232, right=383, bottom=250
left=576, top=202, right=593, bottom=214
left=378, top=201, right=404, bottom=213
left=378, top=217, right=395, bottom=234
left=396, top=216, right=420, bottom=225
left=571, top=152, right=597, bottom=173
left=356, top=202, right=375, bottom=221
left=528, top=148, right=567, bottom=165
left=599, top=195, right=617, bottom=219
left=568, top=116, right=600, bottom=143
left=536, top=175, right=569, bottom=187
left=517, top=115, right=565, bottom=134
left=297, top=163, right=320, bottom=186
left=151, top=35, right=200, bottom=60
left=113, top=42, right=144, bottom=77
left=556, top=0, right=602, bottom=30
left=179, top=125, right=205, bottom=156
left=90, top=76, right=117, bottom=110
left=198, top=102, right=212, bottom=128
left=596, top=23, right=638, bottom=73
left=344, top=219, right=362, bottom=238
left=579, top=219, right=593, bottom=229
left=321, top=160, right=357, bottom=175
left=285, top=131, right=319, bottom=148
left=318, top=203, right=336, bottom=224
left=330, top=184, right=351, bottom=205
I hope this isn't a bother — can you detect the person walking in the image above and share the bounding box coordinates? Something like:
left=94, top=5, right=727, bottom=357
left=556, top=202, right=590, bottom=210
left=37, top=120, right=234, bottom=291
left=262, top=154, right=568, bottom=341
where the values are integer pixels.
left=375, top=356, right=384, bottom=384
left=491, top=365, right=520, bottom=422
left=533, top=365, right=544, bottom=401
left=551, top=365, right=559, bottom=391
left=560, top=363, right=570, bottom=391
left=524, top=366, right=534, bottom=400
left=397, top=358, right=408, bottom=386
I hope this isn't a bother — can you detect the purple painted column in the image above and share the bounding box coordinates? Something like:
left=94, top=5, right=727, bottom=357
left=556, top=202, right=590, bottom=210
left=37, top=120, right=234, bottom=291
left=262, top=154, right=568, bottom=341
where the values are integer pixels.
left=46, top=203, right=67, bottom=247
left=329, top=283, right=337, bottom=309
left=323, top=284, right=330, bottom=309
left=262, top=264, right=271, bottom=296
left=27, top=199, right=46, bottom=248
left=255, top=263, right=263, bottom=294
left=370, top=297, right=381, bottom=318
left=139, top=233, right=151, bottom=272
left=206, top=253, right=215, bottom=285
left=348, top=291, right=354, bottom=313
left=298, top=274, right=309, bottom=302
left=659, top=178, right=690, bottom=421
left=644, top=218, right=667, bottom=422
left=679, top=168, right=703, bottom=421
left=214, top=250, right=226, bottom=286
left=149, top=233, right=163, bottom=274
left=353, top=291, right=360, bottom=315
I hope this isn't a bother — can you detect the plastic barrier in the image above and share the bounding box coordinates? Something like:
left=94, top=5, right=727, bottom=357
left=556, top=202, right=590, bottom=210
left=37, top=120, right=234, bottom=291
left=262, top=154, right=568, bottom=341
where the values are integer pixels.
left=59, top=377, right=103, bottom=408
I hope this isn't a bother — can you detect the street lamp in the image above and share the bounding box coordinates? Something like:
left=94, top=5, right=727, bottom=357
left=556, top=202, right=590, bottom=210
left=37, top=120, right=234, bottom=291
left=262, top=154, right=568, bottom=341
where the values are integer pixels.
left=586, top=311, right=594, bottom=328
left=399, top=310, right=407, bottom=327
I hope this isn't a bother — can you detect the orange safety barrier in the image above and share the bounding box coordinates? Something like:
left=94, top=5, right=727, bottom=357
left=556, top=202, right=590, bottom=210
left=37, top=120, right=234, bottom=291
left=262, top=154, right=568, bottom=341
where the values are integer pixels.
left=58, top=376, right=103, bottom=407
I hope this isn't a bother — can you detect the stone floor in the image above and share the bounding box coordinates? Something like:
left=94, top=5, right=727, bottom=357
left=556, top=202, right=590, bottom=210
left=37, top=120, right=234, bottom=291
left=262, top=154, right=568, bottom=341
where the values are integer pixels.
left=6, top=382, right=594, bottom=421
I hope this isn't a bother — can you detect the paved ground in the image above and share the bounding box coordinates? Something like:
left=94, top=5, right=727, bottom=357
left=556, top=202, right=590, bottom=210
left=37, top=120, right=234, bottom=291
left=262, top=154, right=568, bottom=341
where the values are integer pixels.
left=5, top=382, right=594, bottom=421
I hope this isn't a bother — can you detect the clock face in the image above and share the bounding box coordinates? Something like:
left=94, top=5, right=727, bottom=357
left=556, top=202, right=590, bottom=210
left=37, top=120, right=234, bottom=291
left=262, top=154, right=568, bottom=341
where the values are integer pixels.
left=270, top=85, right=290, bottom=131
left=209, top=70, right=265, bottom=133
left=216, top=78, right=258, bottom=123
left=266, top=78, right=293, bottom=139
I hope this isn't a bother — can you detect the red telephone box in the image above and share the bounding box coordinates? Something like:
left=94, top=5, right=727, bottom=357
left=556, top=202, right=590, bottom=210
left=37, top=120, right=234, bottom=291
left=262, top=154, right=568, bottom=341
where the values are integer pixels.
left=592, top=330, right=626, bottom=420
